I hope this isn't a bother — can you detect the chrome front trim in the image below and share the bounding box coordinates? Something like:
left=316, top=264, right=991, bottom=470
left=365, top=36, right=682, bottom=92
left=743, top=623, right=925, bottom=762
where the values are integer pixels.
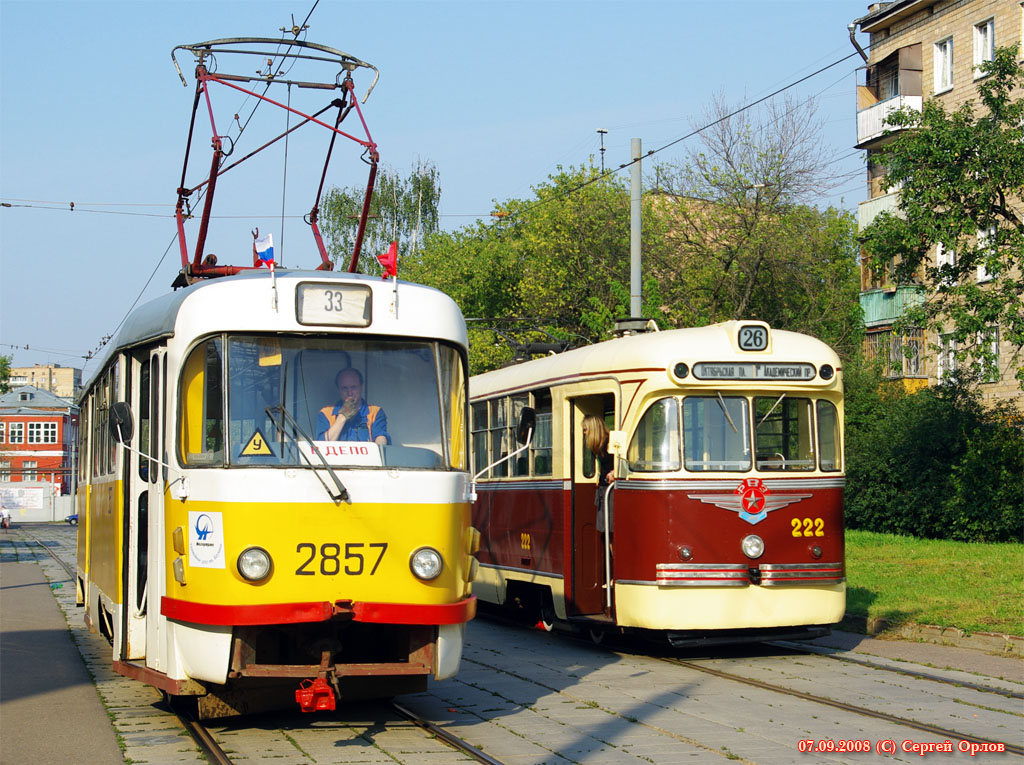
left=618, top=477, right=845, bottom=491
left=656, top=562, right=749, bottom=587
left=760, top=562, right=844, bottom=587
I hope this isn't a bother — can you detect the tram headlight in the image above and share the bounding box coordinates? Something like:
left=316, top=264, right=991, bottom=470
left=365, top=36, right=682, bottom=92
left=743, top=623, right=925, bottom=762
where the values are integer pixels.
left=819, top=364, right=835, bottom=380
left=741, top=534, right=765, bottom=559
left=410, top=547, right=444, bottom=581
left=237, top=546, right=273, bottom=582
left=673, top=362, right=689, bottom=380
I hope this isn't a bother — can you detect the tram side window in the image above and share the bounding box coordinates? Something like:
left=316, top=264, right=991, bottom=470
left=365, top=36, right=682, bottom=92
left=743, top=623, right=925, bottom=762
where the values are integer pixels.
left=510, top=394, right=530, bottom=476
left=489, top=399, right=509, bottom=478
left=471, top=402, right=488, bottom=476
left=817, top=400, right=841, bottom=471
left=438, top=345, right=468, bottom=470
left=139, top=361, right=150, bottom=481
left=180, top=338, right=225, bottom=466
left=79, top=405, right=88, bottom=483
left=754, top=396, right=814, bottom=471
left=683, top=396, right=751, bottom=472
left=109, top=363, right=120, bottom=474
left=531, top=389, right=552, bottom=476
left=628, top=398, right=681, bottom=473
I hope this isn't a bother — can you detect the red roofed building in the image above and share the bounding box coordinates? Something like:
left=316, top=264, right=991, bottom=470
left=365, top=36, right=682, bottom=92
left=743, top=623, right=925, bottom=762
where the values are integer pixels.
left=0, top=386, right=79, bottom=495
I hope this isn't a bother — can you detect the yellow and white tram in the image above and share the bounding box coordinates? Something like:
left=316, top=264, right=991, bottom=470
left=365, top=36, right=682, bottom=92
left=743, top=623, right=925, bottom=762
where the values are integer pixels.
left=470, top=321, right=845, bottom=646
left=76, top=271, right=477, bottom=717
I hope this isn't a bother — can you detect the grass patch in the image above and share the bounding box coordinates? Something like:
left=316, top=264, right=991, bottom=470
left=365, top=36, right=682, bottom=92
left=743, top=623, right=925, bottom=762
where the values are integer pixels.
left=845, top=529, right=1023, bottom=636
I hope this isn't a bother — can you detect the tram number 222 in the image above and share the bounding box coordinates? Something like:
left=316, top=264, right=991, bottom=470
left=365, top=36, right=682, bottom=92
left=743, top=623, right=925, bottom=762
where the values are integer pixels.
left=296, top=542, right=388, bottom=576
left=791, top=518, right=825, bottom=537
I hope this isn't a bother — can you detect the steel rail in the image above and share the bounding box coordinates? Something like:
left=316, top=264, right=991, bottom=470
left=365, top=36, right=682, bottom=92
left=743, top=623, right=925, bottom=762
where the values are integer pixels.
left=391, top=701, right=505, bottom=765
left=662, top=656, right=1024, bottom=756
left=22, top=531, right=235, bottom=763
left=769, top=639, right=1024, bottom=700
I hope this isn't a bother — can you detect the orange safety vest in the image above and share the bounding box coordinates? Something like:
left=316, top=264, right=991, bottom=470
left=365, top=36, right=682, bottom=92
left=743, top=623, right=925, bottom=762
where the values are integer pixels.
left=319, top=404, right=380, bottom=441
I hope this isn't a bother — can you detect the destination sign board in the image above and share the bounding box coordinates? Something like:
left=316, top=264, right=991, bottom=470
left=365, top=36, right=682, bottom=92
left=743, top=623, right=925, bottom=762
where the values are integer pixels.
left=296, top=282, right=372, bottom=327
left=692, top=362, right=816, bottom=381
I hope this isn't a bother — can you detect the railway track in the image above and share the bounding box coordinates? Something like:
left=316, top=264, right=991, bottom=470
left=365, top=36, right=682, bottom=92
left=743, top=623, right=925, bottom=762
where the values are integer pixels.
left=17, top=528, right=501, bottom=764
left=769, top=639, right=1024, bottom=700
left=659, top=655, right=1024, bottom=756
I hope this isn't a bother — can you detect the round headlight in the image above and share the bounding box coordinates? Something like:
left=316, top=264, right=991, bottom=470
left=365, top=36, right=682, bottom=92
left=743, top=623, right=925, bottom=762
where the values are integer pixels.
left=810, top=544, right=823, bottom=559
left=819, top=364, right=834, bottom=380
left=673, top=362, right=689, bottom=379
left=410, top=547, right=444, bottom=581
left=237, top=547, right=272, bottom=581
left=741, top=535, right=765, bottom=559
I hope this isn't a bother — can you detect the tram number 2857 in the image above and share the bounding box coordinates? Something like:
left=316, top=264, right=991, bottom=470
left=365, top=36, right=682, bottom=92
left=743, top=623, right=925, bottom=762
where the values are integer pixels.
left=296, top=542, right=388, bottom=576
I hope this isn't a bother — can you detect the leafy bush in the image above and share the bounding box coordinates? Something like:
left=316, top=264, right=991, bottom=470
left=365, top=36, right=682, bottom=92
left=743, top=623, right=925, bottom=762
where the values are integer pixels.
left=844, top=374, right=1023, bottom=542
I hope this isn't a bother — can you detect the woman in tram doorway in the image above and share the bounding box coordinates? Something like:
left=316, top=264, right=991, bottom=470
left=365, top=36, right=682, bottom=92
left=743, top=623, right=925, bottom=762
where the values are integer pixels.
left=583, top=415, right=615, bottom=547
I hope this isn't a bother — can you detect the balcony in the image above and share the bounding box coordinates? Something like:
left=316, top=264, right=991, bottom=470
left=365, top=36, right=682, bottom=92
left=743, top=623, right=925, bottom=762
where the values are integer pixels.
left=856, top=95, right=922, bottom=147
left=860, top=285, right=925, bottom=328
left=858, top=192, right=900, bottom=232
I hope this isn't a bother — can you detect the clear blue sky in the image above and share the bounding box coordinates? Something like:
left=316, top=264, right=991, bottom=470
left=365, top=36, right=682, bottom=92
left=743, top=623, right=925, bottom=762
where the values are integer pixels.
left=1, top=0, right=872, bottom=378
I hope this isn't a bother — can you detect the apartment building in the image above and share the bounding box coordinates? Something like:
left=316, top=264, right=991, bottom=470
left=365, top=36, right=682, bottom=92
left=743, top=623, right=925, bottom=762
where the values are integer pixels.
left=0, top=386, right=79, bottom=494
left=852, top=0, right=1022, bottom=401
left=9, top=363, right=82, bottom=399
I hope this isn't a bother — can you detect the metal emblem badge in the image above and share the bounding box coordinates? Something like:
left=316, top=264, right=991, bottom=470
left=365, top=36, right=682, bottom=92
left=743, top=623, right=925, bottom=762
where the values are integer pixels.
left=687, top=478, right=811, bottom=525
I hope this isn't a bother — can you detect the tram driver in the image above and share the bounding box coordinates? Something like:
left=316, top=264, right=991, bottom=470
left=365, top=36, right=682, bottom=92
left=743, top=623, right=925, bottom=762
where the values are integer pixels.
left=316, top=367, right=391, bottom=446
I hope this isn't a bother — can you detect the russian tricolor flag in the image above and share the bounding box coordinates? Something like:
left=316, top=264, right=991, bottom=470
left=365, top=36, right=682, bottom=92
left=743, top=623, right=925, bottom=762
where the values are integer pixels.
left=254, top=233, right=274, bottom=267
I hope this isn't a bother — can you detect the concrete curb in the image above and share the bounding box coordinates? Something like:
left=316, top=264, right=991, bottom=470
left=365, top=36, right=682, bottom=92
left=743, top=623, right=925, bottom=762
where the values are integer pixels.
left=840, top=614, right=1024, bottom=657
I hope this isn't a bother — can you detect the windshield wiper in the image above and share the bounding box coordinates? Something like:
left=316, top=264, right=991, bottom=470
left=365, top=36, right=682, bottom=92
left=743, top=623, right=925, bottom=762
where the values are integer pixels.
left=757, top=393, right=787, bottom=428
left=716, top=392, right=739, bottom=434
left=266, top=405, right=349, bottom=504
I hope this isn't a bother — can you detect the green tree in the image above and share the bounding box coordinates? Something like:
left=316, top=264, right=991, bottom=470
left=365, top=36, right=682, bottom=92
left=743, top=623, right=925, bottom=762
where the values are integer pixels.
left=649, top=93, right=863, bottom=360
left=405, top=165, right=654, bottom=372
left=319, top=159, right=441, bottom=274
left=860, top=46, right=1024, bottom=388
left=0, top=354, right=11, bottom=394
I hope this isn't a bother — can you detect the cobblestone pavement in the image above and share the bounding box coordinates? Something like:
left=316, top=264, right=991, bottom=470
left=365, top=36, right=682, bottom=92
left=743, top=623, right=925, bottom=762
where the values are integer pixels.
left=3, top=523, right=1022, bottom=765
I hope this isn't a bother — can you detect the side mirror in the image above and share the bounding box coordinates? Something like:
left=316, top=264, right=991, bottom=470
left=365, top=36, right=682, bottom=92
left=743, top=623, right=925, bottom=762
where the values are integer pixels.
left=515, top=407, right=536, bottom=445
left=109, top=402, right=134, bottom=444
left=607, top=430, right=627, bottom=459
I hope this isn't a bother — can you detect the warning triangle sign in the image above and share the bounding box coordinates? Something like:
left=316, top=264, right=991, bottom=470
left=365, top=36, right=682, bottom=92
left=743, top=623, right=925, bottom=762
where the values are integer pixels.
left=240, top=429, right=274, bottom=456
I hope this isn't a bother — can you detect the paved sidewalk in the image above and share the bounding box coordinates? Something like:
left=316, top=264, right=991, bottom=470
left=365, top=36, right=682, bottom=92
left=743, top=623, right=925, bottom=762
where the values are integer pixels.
left=0, top=560, right=124, bottom=764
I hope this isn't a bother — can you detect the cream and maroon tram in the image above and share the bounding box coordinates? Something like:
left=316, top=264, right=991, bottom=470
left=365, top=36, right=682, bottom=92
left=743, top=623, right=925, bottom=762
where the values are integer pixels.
left=469, top=320, right=844, bottom=646
left=75, top=271, right=477, bottom=717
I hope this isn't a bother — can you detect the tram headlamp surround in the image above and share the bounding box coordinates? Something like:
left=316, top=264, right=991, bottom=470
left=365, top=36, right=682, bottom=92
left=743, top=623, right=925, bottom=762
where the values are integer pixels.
left=741, top=535, right=765, bottom=559
left=410, top=547, right=444, bottom=581
left=237, top=547, right=273, bottom=582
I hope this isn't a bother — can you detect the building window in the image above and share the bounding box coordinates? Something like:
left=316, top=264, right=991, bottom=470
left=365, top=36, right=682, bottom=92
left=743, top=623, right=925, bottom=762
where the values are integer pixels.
left=977, top=225, right=996, bottom=282
left=865, top=328, right=927, bottom=379
left=934, top=37, right=954, bottom=93
left=0, top=422, right=5, bottom=443
left=27, top=422, right=58, bottom=444
left=979, top=327, right=1000, bottom=383
left=974, top=18, right=995, bottom=76
left=22, top=461, right=37, bottom=481
left=935, top=243, right=957, bottom=284
left=0, top=462, right=9, bottom=480
left=937, top=334, right=957, bottom=383
left=8, top=423, right=24, bottom=444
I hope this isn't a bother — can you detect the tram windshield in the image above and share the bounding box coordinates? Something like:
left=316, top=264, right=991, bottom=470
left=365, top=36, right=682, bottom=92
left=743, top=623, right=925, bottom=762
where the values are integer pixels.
left=179, top=334, right=467, bottom=470
left=627, top=393, right=841, bottom=474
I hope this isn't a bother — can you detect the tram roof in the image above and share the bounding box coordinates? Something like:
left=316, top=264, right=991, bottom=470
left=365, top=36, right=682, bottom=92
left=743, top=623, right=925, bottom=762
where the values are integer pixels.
left=470, top=321, right=841, bottom=399
left=81, top=270, right=466, bottom=397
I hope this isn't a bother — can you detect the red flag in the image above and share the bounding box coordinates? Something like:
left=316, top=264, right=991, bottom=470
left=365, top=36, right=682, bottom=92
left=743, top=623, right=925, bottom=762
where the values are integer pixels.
left=377, top=241, right=398, bottom=279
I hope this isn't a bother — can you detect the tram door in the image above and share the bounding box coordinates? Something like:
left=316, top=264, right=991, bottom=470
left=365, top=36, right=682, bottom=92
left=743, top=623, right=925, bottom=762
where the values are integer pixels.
left=569, top=394, right=615, bottom=616
left=121, top=349, right=162, bottom=661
